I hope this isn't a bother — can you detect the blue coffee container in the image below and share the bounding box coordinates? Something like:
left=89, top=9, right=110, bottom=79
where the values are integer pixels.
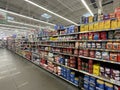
left=96, top=80, right=104, bottom=89
left=105, top=82, right=113, bottom=90
left=74, top=77, right=79, bottom=85
left=84, top=75, right=90, bottom=82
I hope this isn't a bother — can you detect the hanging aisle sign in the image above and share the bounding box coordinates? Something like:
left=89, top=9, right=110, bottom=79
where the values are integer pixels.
left=0, top=10, right=7, bottom=24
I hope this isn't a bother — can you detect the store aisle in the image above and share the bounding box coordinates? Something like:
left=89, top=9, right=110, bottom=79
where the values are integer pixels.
left=0, top=49, right=79, bottom=90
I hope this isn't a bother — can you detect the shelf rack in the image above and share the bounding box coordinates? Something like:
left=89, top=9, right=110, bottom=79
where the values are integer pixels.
left=45, top=58, right=120, bottom=86
left=13, top=50, right=78, bottom=87
left=8, top=26, right=120, bottom=88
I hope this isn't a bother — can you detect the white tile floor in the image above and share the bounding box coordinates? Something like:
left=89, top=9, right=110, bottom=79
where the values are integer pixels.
left=0, top=49, right=79, bottom=90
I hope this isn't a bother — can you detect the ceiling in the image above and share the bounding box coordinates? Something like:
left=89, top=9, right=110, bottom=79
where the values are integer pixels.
left=0, top=0, right=115, bottom=27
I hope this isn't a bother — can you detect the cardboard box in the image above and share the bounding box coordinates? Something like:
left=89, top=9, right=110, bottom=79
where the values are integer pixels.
left=89, top=16, right=93, bottom=23
left=104, top=20, right=111, bottom=29
left=84, top=25, right=89, bottom=31
left=118, top=20, right=120, bottom=28
left=89, top=24, right=94, bottom=31
left=99, top=21, right=104, bottom=30
left=80, top=25, right=85, bottom=32
left=94, top=23, right=99, bottom=31
left=111, top=20, right=118, bottom=29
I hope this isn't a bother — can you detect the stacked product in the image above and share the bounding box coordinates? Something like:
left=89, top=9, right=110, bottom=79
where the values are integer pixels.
left=83, top=75, right=120, bottom=90
left=61, top=67, right=79, bottom=86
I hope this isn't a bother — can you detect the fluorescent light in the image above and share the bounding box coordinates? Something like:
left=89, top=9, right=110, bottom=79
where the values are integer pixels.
left=8, top=20, right=39, bottom=28
left=0, top=8, right=55, bottom=26
left=81, top=0, right=94, bottom=16
left=41, top=13, right=52, bottom=19
left=8, top=20, right=54, bottom=30
left=24, top=0, right=78, bottom=25
left=0, top=23, right=34, bottom=30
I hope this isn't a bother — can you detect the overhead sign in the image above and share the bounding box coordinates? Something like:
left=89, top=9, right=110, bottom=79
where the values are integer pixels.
left=0, top=10, right=7, bottom=24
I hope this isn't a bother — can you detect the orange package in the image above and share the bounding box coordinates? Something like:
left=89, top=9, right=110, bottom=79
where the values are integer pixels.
left=113, top=42, right=119, bottom=50
left=115, top=7, right=120, bottom=20
left=106, top=42, right=113, bottom=49
left=110, top=53, right=118, bottom=62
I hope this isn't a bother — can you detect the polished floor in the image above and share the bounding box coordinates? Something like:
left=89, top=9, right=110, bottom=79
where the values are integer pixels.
left=0, top=49, right=79, bottom=90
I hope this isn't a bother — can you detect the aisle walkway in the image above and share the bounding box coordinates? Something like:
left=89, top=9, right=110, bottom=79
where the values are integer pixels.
left=0, top=49, right=79, bottom=90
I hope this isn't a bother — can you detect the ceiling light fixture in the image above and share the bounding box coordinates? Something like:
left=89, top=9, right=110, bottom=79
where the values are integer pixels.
left=81, top=0, right=94, bottom=16
left=0, top=8, right=55, bottom=26
left=8, top=20, right=39, bottom=28
left=8, top=20, right=54, bottom=30
left=0, top=23, right=34, bottom=30
left=24, top=0, right=78, bottom=25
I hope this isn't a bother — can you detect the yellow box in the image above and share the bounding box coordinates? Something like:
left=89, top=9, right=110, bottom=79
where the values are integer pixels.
left=99, top=21, right=104, bottom=30
left=84, top=25, right=89, bottom=31
left=89, top=16, right=93, bottom=23
left=94, top=22, right=99, bottom=31
left=104, top=20, right=111, bottom=29
left=111, top=20, right=118, bottom=29
left=117, top=20, right=120, bottom=28
left=93, top=64, right=100, bottom=76
left=80, top=25, right=84, bottom=32
left=50, top=37, right=53, bottom=40
left=89, top=24, right=94, bottom=31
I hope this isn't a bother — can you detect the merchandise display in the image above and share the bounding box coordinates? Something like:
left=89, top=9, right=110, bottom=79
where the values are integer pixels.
left=5, top=5, right=120, bottom=90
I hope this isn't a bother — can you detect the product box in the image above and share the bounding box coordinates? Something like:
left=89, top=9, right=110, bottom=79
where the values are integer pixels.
left=113, top=42, right=120, bottom=50
left=84, top=25, right=89, bottom=31
left=89, top=24, right=94, bottom=31
left=111, top=20, right=118, bottom=29
left=100, top=66, right=105, bottom=77
left=110, top=53, right=118, bottom=61
left=118, top=20, right=120, bottom=28
left=80, top=16, right=85, bottom=24
left=94, top=22, right=99, bottom=31
left=111, top=69, right=120, bottom=81
left=89, top=33, right=94, bottom=40
left=102, top=52, right=109, bottom=60
left=115, top=7, right=120, bottom=20
left=93, top=64, right=100, bottom=76
left=100, top=32, right=107, bottom=40
left=105, top=67, right=111, bottom=78
left=104, top=20, right=111, bottom=29
left=108, top=31, right=114, bottom=39
left=99, top=21, right=104, bottom=30
left=109, top=13, right=116, bottom=19
left=80, top=25, right=85, bottom=32
left=114, top=30, right=120, bottom=39
left=74, top=26, right=78, bottom=32
left=94, top=32, right=100, bottom=40
left=89, top=16, right=93, bottom=23
left=106, top=42, right=113, bottom=49
left=96, top=43, right=102, bottom=49
left=84, top=17, right=89, bottom=24
left=103, top=14, right=110, bottom=20
left=90, top=51, right=95, bottom=58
